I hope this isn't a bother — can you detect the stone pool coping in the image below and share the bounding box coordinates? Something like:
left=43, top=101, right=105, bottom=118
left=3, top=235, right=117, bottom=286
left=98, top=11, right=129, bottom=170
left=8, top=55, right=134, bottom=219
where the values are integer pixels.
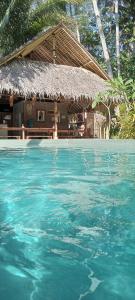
left=0, top=139, right=135, bottom=153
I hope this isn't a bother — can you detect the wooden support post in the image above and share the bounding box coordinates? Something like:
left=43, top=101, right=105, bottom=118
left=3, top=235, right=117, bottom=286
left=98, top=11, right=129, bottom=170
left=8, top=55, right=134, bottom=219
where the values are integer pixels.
left=22, top=124, right=25, bottom=140
left=9, top=95, right=14, bottom=107
left=106, top=126, right=109, bottom=140
left=53, top=102, right=58, bottom=140
left=93, top=114, right=95, bottom=138
left=99, top=126, right=102, bottom=139
left=103, top=127, right=106, bottom=139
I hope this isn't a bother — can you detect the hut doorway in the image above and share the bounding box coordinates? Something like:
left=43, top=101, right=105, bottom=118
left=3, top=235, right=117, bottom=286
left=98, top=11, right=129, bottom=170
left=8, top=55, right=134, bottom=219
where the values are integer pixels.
left=0, top=102, right=13, bottom=138
left=0, top=103, right=13, bottom=127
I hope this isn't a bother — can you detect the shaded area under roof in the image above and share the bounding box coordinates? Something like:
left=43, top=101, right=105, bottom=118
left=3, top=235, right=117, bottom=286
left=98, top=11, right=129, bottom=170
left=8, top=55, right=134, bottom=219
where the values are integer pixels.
left=0, top=59, right=108, bottom=101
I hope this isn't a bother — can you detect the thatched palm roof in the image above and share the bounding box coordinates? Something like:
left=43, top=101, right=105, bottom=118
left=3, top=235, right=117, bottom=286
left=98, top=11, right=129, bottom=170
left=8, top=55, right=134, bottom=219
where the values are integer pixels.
left=0, top=59, right=108, bottom=101
left=0, top=23, right=109, bottom=81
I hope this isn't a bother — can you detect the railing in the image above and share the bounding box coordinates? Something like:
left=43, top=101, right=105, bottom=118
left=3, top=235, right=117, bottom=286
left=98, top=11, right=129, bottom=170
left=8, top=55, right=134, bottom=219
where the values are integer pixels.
left=0, top=127, right=86, bottom=139
left=57, top=129, right=86, bottom=138
left=26, top=128, right=54, bottom=139
left=0, top=127, right=23, bottom=139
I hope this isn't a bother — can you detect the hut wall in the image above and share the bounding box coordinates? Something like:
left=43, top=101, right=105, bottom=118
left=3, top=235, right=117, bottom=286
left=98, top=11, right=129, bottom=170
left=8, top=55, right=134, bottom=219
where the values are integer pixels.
left=12, top=101, right=107, bottom=139
left=23, top=101, right=69, bottom=129
left=94, top=114, right=100, bottom=138
left=13, top=101, right=24, bottom=127
left=86, top=112, right=106, bottom=138
left=94, top=113, right=106, bottom=138
left=86, top=113, right=94, bottom=137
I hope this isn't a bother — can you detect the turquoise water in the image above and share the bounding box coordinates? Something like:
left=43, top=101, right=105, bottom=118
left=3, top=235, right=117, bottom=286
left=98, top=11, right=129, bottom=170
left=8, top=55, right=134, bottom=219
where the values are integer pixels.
left=0, top=145, right=135, bottom=300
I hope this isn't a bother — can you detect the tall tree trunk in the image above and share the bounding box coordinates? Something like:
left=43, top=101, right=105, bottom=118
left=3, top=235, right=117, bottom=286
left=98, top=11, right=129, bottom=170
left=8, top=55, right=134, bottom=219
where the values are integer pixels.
left=0, top=0, right=16, bottom=32
left=66, top=3, right=80, bottom=42
left=115, top=0, right=120, bottom=76
left=75, top=21, right=80, bottom=43
left=91, top=0, right=113, bottom=78
left=131, top=22, right=135, bottom=54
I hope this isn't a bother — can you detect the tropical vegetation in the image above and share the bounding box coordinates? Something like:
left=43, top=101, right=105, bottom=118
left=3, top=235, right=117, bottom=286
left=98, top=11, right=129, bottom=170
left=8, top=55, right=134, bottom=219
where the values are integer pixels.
left=92, top=77, right=135, bottom=138
left=0, top=0, right=134, bottom=138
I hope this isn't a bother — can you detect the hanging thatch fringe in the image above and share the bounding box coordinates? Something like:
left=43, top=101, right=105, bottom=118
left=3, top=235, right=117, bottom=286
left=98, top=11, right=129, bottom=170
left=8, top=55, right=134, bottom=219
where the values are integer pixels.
left=0, top=59, right=111, bottom=102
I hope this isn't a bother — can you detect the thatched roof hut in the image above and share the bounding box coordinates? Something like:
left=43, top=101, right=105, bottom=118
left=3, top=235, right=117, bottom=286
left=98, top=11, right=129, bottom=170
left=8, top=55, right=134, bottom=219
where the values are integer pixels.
left=0, top=23, right=110, bottom=104
left=0, top=59, right=108, bottom=101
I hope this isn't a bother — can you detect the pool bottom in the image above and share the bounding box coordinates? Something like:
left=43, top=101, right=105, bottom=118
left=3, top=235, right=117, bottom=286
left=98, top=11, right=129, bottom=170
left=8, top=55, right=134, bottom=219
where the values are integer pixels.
left=0, top=145, right=135, bottom=300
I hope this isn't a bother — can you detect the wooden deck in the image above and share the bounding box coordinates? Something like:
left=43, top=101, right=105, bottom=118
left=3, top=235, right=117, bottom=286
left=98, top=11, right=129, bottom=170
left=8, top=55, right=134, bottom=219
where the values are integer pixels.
left=0, top=127, right=87, bottom=139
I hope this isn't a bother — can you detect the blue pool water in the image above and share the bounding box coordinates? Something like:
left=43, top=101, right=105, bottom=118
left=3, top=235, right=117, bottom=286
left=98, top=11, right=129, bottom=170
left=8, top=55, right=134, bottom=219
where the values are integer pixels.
left=0, top=143, right=135, bottom=300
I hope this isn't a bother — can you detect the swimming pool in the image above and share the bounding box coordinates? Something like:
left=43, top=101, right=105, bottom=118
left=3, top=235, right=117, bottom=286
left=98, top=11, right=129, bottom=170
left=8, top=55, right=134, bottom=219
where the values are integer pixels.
left=0, top=141, right=135, bottom=300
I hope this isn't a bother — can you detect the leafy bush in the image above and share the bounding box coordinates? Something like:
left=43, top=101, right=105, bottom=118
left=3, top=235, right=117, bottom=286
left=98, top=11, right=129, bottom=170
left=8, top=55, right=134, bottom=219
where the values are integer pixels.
left=119, top=104, right=135, bottom=139
left=93, top=77, right=135, bottom=138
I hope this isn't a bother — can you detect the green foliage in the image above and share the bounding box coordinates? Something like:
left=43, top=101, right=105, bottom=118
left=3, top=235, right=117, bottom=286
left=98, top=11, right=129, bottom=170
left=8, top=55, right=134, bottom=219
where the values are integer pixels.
left=0, top=0, right=79, bottom=55
left=92, top=77, right=135, bottom=139
left=119, top=104, right=135, bottom=139
left=0, top=0, right=33, bottom=55
left=0, top=0, right=11, bottom=22
left=111, top=78, right=135, bottom=139
left=92, top=92, right=111, bottom=110
left=92, top=77, right=135, bottom=109
left=27, top=0, right=84, bottom=41
left=120, top=53, right=135, bottom=80
left=107, top=77, right=135, bottom=104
